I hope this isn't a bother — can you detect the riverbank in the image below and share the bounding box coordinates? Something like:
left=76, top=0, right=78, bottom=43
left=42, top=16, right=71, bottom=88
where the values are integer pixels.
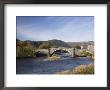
left=56, top=63, right=94, bottom=74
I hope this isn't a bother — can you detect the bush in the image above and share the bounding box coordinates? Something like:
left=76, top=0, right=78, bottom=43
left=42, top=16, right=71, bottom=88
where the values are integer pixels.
left=73, top=64, right=94, bottom=74
left=46, top=54, right=60, bottom=61
left=74, top=45, right=81, bottom=49
left=39, top=42, right=50, bottom=49
left=16, top=46, right=35, bottom=58
left=56, top=64, right=94, bottom=74
left=80, top=51, right=92, bottom=57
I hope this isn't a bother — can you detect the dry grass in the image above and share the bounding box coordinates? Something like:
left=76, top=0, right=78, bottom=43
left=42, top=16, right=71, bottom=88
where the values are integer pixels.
left=45, top=54, right=60, bottom=61
left=73, top=64, right=94, bottom=74
left=57, top=64, right=94, bottom=74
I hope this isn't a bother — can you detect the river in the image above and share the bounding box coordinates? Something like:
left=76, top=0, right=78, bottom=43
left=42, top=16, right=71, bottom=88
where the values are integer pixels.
left=16, top=53, right=94, bottom=74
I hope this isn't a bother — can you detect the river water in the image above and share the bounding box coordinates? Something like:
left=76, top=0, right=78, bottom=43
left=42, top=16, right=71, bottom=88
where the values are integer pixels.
left=16, top=53, right=94, bottom=74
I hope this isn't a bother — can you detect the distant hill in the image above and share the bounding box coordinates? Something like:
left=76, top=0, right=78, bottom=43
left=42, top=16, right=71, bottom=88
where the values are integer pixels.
left=67, top=41, right=94, bottom=47
left=48, top=39, right=71, bottom=48
left=17, top=39, right=94, bottom=49
left=16, top=39, right=71, bottom=48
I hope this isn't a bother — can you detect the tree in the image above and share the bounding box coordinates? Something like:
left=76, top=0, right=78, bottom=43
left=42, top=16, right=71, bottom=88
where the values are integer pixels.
left=39, top=42, right=51, bottom=57
left=16, top=40, right=35, bottom=58
left=74, top=45, right=81, bottom=49
left=39, top=42, right=50, bottom=49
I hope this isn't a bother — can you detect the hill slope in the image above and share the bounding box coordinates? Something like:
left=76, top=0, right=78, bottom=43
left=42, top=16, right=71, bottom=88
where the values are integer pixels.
left=16, top=39, right=71, bottom=48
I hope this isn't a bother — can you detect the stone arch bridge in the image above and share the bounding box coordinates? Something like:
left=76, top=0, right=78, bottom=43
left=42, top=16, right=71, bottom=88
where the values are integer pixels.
left=49, top=48, right=77, bottom=57
left=33, top=48, right=93, bottom=57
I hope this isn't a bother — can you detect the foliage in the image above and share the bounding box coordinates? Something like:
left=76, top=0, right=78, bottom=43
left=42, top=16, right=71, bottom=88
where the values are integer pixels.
left=73, top=64, right=94, bottom=74
left=74, top=45, right=81, bottom=49
left=39, top=42, right=51, bottom=49
left=80, top=51, right=92, bottom=57
left=57, top=64, right=94, bottom=74
left=16, top=40, right=35, bottom=58
left=48, top=39, right=71, bottom=48
left=46, top=54, right=60, bottom=61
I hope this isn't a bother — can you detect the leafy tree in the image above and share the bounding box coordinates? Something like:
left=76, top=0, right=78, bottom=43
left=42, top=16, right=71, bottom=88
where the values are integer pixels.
left=16, top=40, right=35, bottom=58
left=74, top=45, right=81, bottom=49
left=39, top=42, right=50, bottom=49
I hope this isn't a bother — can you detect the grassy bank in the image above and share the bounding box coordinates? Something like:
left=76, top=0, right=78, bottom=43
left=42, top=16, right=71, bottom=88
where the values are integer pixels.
left=45, top=54, right=60, bottom=61
left=57, top=63, right=94, bottom=74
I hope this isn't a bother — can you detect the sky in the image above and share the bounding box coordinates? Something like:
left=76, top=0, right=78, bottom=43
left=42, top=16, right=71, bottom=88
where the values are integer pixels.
left=16, top=16, right=94, bottom=42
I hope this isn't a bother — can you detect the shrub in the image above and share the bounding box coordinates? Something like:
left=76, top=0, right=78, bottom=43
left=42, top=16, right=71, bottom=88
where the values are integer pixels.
left=74, top=45, right=81, bottom=49
left=46, top=54, right=60, bottom=61
left=56, top=64, right=94, bottom=74
left=39, top=42, right=50, bottom=49
left=73, top=64, right=94, bottom=74
left=80, top=51, right=93, bottom=57
left=16, top=45, right=35, bottom=58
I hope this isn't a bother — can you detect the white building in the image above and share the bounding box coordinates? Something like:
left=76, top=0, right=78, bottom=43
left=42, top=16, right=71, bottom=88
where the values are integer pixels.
left=87, top=44, right=94, bottom=54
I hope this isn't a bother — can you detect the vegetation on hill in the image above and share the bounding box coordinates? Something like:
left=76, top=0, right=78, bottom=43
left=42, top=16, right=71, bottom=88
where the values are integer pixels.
left=48, top=39, right=71, bottom=48
left=39, top=42, right=51, bottom=49
left=67, top=41, right=94, bottom=48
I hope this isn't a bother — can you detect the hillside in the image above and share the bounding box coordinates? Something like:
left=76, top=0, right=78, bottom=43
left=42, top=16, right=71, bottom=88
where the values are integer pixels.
left=16, top=39, right=71, bottom=48
left=67, top=41, right=94, bottom=47
left=48, top=39, right=71, bottom=48
left=17, top=39, right=94, bottom=49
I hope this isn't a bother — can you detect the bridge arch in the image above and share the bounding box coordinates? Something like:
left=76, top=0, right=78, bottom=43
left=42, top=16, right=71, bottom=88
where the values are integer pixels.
left=49, top=48, right=76, bottom=57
